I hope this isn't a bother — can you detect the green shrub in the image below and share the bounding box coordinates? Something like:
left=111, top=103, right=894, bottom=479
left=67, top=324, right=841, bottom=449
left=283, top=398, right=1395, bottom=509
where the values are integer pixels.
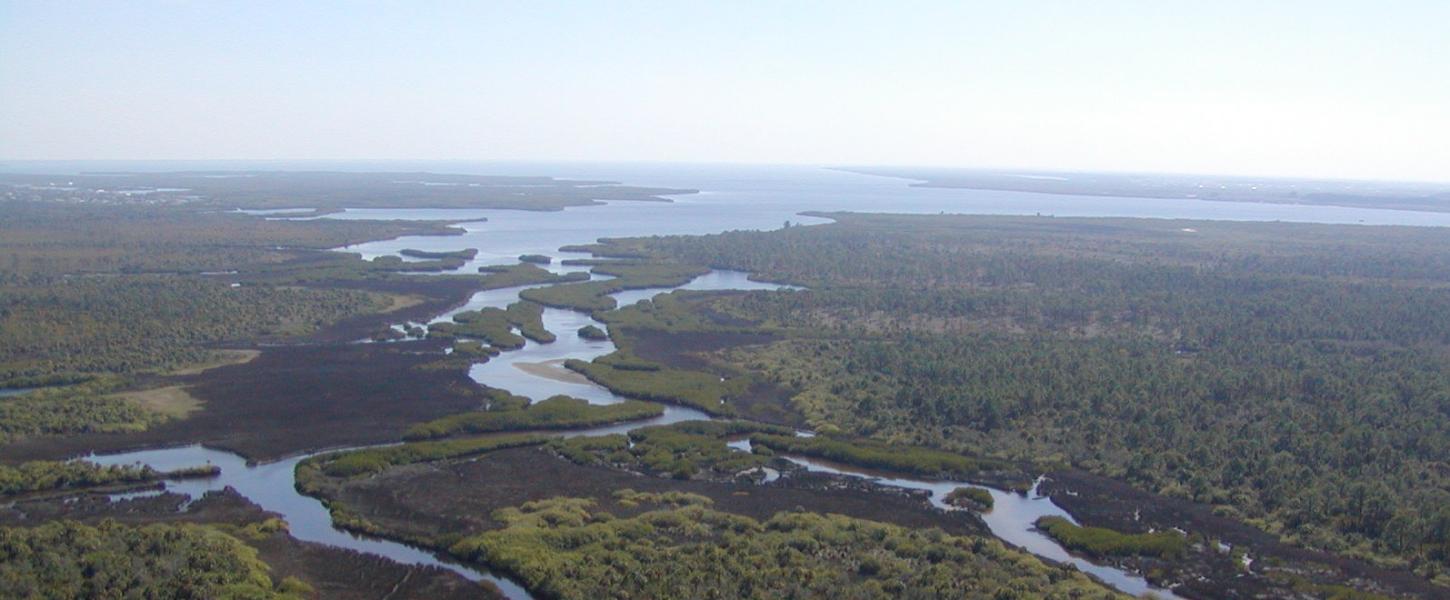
left=0, top=461, right=156, bottom=497
left=552, top=420, right=789, bottom=480
left=520, top=261, right=708, bottom=313
left=1036, top=516, right=1188, bottom=559
left=577, top=324, right=609, bottom=340
left=0, top=520, right=302, bottom=599
left=750, top=434, right=1006, bottom=479
left=404, top=396, right=662, bottom=440
left=305, top=433, right=548, bottom=479
left=944, top=487, right=994, bottom=511
left=564, top=352, right=741, bottom=416
left=447, top=498, right=1117, bottom=599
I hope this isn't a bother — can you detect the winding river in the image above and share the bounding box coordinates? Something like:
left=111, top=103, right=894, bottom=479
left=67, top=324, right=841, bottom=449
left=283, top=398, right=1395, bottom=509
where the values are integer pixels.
left=83, top=165, right=1450, bottom=598
left=89, top=260, right=1178, bottom=598
left=86, top=270, right=767, bottom=600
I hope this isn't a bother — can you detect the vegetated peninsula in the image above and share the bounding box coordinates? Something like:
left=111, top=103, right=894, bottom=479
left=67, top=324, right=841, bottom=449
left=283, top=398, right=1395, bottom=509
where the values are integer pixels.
left=843, top=165, right=1450, bottom=212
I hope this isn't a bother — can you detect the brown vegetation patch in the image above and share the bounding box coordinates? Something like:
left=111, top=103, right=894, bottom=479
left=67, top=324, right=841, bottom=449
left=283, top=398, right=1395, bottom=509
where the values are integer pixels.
left=165, top=349, right=262, bottom=376
left=106, top=385, right=201, bottom=420
left=297, top=277, right=486, bottom=344
left=377, top=292, right=427, bottom=313
left=627, top=329, right=782, bottom=371
left=1043, top=469, right=1447, bottom=600
left=1, top=341, right=487, bottom=463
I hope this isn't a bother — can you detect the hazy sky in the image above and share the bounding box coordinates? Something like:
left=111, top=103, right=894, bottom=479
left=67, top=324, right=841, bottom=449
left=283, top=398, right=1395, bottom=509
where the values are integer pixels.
left=2, top=1, right=1446, bottom=181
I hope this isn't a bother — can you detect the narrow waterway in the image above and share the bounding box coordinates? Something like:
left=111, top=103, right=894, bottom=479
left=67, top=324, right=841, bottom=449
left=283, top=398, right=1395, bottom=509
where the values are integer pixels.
left=727, top=439, right=1182, bottom=598
left=86, top=261, right=1180, bottom=599
left=83, top=269, right=765, bottom=600
left=88, top=443, right=533, bottom=598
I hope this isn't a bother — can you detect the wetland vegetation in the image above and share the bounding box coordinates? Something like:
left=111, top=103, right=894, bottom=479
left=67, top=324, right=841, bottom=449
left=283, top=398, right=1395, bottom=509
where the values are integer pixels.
left=1035, top=517, right=1189, bottom=560
left=447, top=496, right=1122, bottom=600
left=404, top=395, right=664, bottom=440
left=520, top=261, right=709, bottom=312
left=8, top=180, right=1450, bottom=599
left=551, top=420, right=791, bottom=480
left=429, top=301, right=555, bottom=348
left=581, top=213, right=1450, bottom=590
left=565, top=350, right=745, bottom=416
left=0, top=519, right=314, bottom=599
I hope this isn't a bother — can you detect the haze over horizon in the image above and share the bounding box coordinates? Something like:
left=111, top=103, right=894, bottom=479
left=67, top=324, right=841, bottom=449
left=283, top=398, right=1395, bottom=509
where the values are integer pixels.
left=2, top=1, right=1447, bottom=183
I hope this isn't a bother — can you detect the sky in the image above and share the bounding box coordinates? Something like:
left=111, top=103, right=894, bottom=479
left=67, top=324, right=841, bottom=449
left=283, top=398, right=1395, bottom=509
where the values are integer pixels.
left=1, top=1, right=1447, bottom=182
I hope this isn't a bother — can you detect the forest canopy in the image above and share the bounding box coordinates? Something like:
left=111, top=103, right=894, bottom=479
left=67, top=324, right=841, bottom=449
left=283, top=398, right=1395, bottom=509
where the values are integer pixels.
left=583, top=213, right=1450, bottom=579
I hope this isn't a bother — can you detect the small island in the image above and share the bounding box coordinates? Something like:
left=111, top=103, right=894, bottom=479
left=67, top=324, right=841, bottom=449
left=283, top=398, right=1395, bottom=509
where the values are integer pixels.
left=398, top=248, right=479, bottom=260
left=519, top=254, right=552, bottom=264
left=577, top=324, right=609, bottom=340
left=944, top=486, right=994, bottom=511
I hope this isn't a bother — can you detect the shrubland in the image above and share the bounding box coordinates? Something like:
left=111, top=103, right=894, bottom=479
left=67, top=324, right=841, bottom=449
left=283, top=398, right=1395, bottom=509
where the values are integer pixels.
left=0, top=519, right=311, bottom=599
left=448, top=496, right=1121, bottom=600
left=581, top=213, right=1450, bottom=577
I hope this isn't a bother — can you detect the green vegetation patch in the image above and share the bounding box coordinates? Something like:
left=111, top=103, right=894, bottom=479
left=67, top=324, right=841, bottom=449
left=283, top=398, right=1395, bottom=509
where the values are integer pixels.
left=451, top=340, right=501, bottom=358
left=477, top=262, right=590, bottom=289
left=552, top=420, right=790, bottom=480
left=302, top=433, right=548, bottom=479
left=611, top=488, right=714, bottom=508
left=448, top=497, right=1121, bottom=600
left=429, top=300, right=553, bottom=347
left=0, top=277, right=386, bottom=385
left=404, top=395, right=663, bottom=441
left=576, top=324, right=608, bottom=340
left=0, top=378, right=171, bottom=443
left=399, top=248, right=478, bottom=260
left=598, top=288, right=781, bottom=337
left=1035, top=516, right=1188, bottom=559
left=519, top=280, right=620, bottom=312
left=0, top=520, right=308, bottom=599
left=945, top=487, right=995, bottom=511
left=564, top=351, right=743, bottom=415
left=520, top=261, right=708, bottom=313
left=751, top=434, right=1010, bottom=481
left=0, top=461, right=156, bottom=497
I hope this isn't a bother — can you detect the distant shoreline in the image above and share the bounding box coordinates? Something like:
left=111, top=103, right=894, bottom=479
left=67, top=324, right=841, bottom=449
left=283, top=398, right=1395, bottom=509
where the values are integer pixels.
left=838, top=166, right=1450, bottom=214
